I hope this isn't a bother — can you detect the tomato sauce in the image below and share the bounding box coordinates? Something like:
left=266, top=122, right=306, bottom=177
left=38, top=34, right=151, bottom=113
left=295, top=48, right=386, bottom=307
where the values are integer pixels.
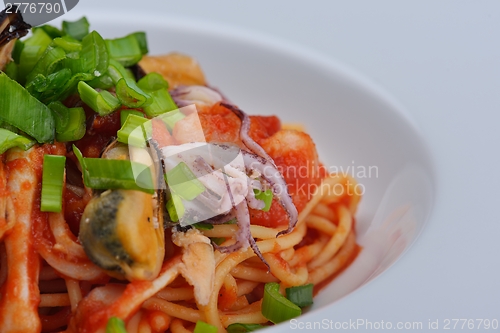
left=74, top=105, right=122, bottom=158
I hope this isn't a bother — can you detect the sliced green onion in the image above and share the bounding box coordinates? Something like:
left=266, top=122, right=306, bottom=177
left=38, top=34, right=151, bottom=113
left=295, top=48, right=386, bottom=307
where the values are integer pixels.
left=17, top=29, right=52, bottom=83
left=12, top=40, right=24, bottom=64
left=81, top=30, right=108, bottom=76
left=41, top=70, right=91, bottom=103
left=0, top=73, right=55, bottom=142
left=261, top=282, right=301, bottom=323
left=106, top=59, right=150, bottom=107
left=105, top=317, right=127, bottom=333
left=137, top=72, right=169, bottom=91
left=12, top=39, right=24, bottom=65
left=130, top=32, right=148, bottom=55
left=157, top=108, right=185, bottom=131
left=226, top=323, right=266, bottom=333
left=193, top=320, right=217, bottom=333
left=165, top=162, right=205, bottom=200
left=0, top=121, right=20, bottom=134
left=0, top=128, right=35, bottom=154
left=62, top=17, right=90, bottom=41
left=210, top=237, right=226, bottom=246
left=107, top=59, right=135, bottom=83
left=26, top=46, right=66, bottom=85
left=4, top=61, right=18, bottom=81
left=105, top=33, right=144, bottom=67
left=115, top=78, right=151, bottom=108
left=26, top=68, right=72, bottom=96
left=117, top=114, right=148, bottom=147
left=66, top=30, right=108, bottom=78
left=166, top=194, right=184, bottom=222
left=52, top=36, right=82, bottom=53
left=254, top=189, right=273, bottom=212
left=78, top=81, right=121, bottom=116
left=41, top=155, right=66, bottom=213
left=136, top=72, right=177, bottom=117
left=120, top=109, right=144, bottom=126
left=33, top=25, right=64, bottom=39
left=192, top=222, right=214, bottom=230
left=285, top=284, right=314, bottom=308
left=48, top=102, right=86, bottom=142
left=143, top=89, right=178, bottom=117
left=86, top=73, right=114, bottom=90
left=73, top=145, right=154, bottom=193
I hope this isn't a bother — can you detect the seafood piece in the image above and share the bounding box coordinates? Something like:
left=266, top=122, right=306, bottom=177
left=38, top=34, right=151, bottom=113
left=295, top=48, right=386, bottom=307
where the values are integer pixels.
left=101, top=141, right=130, bottom=160
left=0, top=8, right=31, bottom=70
left=170, top=85, right=223, bottom=109
left=79, top=189, right=165, bottom=281
left=0, top=148, right=42, bottom=333
left=139, top=53, right=206, bottom=88
left=0, top=157, right=10, bottom=240
left=172, top=228, right=215, bottom=306
left=221, top=102, right=275, bottom=164
left=250, top=129, right=322, bottom=229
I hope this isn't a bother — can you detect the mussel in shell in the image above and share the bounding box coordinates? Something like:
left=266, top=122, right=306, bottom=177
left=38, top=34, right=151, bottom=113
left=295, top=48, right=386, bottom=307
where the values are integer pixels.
left=0, top=7, right=31, bottom=70
left=79, top=189, right=165, bottom=281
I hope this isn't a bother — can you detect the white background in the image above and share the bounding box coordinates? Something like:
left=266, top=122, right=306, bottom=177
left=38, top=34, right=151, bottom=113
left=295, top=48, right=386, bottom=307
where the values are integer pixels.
left=73, top=0, right=500, bottom=331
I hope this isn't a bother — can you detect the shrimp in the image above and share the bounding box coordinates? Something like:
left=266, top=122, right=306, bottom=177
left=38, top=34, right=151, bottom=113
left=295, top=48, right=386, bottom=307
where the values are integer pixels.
left=0, top=147, right=44, bottom=333
left=172, top=102, right=321, bottom=229
left=139, top=53, right=207, bottom=88
left=250, top=129, right=322, bottom=228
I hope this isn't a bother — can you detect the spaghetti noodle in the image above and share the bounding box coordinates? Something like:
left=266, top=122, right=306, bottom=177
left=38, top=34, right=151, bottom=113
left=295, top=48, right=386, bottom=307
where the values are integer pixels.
left=0, top=13, right=362, bottom=333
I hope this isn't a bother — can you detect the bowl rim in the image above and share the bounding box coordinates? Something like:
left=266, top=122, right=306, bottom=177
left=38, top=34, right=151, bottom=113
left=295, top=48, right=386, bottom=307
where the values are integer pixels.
left=57, top=9, right=439, bottom=330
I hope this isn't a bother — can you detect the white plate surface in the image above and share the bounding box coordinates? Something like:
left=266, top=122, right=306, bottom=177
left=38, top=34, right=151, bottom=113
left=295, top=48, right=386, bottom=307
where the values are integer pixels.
left=58, top=1, right=500, bottom=331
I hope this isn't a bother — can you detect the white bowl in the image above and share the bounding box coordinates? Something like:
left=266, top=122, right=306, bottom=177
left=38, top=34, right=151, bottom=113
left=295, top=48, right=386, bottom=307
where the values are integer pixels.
left=60, top=11, right=436, bottom=331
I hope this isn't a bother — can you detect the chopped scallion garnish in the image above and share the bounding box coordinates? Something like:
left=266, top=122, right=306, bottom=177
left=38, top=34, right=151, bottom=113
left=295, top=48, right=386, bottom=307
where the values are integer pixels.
left=4, top=61, right=18, bottom=80
left=52, top=36, right=83, bottom=53
left=25, top=46, right=66, bottom=85
left=48, top=102, right=86, bottom=142
left=137, top=72, right=168, bottom=91
left=105, top=317, right=127, bottom=333
left=165, top=162, right=205, bottom=201
left=62, top=17, right=90, bottom=41
left=285, top=283, right=314, bottom=308
left=117, top=114, right=148, bottom=147
left=107, top=59, right=135, bottom=83
left=193, top=320, right=218, bottom=333
left=226, top=323, right=266, bottom=333
left=157, top=109, right=185, bottom=131
left=0, top=73, right=55, bottom=143
left=261, top=282, right=301, bottom=323
left=34, top=25, right=63, bottom=39
left=193, top=222, right=214, bottom=230
left=254, top=189, right=273, bottom=212
left=115, top=78, right=151, bottom=108
left=41, top=155, right=66, bottom=213
left=78, top=81, right=121, bottom=116
left=120, top=110, right=144, bottom=126
left=210, top=237, right=226, bottom=246
left=0, top=129, right=35, bottom=154
left=73, top=145, right=154, bottom=194
left=105, top=33, right=144, bottom=67
left=142, top=89, right=178, bottom=117
left=17, top=28, right=52, bottom=83
left=75, top=30, right=108, bottom=76
left=166, top=194, right=184, bottom=222
left=129, top=32, right=148, bottom=55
